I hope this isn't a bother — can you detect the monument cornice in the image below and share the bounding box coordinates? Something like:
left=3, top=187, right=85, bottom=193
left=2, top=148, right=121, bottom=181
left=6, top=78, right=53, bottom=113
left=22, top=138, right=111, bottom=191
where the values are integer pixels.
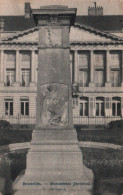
left=32, top=6, right=77, bottom=26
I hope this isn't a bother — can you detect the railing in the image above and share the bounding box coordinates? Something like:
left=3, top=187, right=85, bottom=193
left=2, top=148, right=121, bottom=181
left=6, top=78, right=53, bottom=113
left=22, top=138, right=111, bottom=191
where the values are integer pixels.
left=0, top=115, right=36, bottom=129
left=73, top=115, right=123, bottom=126
left=0, top=115, right=123, bottom=128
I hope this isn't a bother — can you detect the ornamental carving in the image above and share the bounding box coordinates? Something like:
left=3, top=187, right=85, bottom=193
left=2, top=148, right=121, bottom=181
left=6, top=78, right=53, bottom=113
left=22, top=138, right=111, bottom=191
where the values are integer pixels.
left=40, top=83, right=68, bottom=127
left=46, top=28, right=62, bottom=47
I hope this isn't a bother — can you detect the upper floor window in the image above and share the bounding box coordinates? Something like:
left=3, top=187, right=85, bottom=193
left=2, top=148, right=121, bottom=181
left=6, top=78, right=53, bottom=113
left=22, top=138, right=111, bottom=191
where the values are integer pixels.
left=21, top=69, right=30, bottom=86
left=94, top=51, right=105, bottom=68
left=79, top=70, right=88, bottom=86
left=78, top=51, right=89, bottom=68
left=20, top=51, right=31, bottom=68
left=5, top=51, right=16, bottom=67
left=110, top=70, right=120, bottom=87
left=95, top=70, right=105, bottom=87
left=110, top=51, right=121, bottom=68
left=94, top=51, right=105, bottom=87
left=6, top=69, right=15, bottom=86
left=5, top=99, right=13, bottom=116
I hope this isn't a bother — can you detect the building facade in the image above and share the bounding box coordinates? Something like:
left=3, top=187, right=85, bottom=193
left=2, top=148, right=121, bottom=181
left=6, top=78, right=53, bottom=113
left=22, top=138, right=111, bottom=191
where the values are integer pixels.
left=0, top=3, right=123, bottom=126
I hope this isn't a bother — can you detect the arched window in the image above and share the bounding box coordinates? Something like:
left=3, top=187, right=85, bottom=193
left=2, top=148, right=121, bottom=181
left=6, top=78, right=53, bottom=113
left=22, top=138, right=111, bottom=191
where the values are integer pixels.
left=112, top=97, right=121, bottom=116
left=79, top=97, right=88, bottom=116
left=96, top=97, right=104, bottom=116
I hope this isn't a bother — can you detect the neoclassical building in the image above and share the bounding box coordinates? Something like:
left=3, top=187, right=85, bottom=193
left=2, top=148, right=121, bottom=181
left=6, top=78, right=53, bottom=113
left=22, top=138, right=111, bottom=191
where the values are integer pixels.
left=0, top=3, right=123, bottom=126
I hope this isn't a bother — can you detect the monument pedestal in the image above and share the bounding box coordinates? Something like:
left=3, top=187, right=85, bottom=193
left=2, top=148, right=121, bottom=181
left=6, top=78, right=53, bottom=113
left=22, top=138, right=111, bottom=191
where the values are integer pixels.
left=13, top=129, right=93, bottom=195
left=13, top=5, right=93, bottom=195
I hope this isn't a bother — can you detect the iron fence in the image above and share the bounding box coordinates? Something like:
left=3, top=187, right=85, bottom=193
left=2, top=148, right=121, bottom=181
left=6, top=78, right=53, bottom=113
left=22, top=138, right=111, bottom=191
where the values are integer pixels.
left=73, top=115, right=123, bottom=127
left=0, top=115, right=123, bottom=128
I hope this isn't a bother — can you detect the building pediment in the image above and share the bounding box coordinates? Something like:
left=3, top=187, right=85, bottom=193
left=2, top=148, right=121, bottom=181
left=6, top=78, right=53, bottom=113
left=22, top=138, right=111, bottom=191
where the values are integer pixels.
left=1, top=23, right=123, bottom=45
left=2, top=27, right=38, bottom=43
left=70, top=23, right=123, bottom=43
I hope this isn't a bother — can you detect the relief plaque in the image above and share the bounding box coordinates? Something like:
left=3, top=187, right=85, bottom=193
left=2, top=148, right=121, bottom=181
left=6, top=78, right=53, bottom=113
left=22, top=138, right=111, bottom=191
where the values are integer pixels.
left=40, top=83, right=68, bottom=127
left=46, top=28, right=62, bottom=47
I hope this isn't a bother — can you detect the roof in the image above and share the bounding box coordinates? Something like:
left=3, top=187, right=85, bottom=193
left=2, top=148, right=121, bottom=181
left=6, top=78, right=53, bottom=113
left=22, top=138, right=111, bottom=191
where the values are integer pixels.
left=76, top=16, right=123, bottom=32
left=0, top=15, right=123, bottom=32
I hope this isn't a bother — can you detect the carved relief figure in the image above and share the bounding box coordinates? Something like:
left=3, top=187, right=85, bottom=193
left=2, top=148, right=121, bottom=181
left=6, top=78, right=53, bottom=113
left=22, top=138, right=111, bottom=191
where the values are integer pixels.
left=40, top=83, right=68, bottom=127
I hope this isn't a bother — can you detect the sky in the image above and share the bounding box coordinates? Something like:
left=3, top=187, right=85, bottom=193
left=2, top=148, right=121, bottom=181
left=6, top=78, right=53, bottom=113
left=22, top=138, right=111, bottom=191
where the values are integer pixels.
left=0, top=0, right=123, bottom=15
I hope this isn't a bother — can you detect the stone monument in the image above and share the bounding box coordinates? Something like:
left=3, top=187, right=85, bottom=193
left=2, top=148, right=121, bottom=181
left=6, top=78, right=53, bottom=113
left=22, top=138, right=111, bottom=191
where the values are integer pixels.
left=13, top=5, right=93, bottom=195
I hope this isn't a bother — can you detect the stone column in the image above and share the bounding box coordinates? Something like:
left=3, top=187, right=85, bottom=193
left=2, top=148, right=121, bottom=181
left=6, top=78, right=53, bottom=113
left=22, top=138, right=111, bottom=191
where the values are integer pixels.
left=89, top=50, right=95, bottom=87
left=121, top=97, right=123, bottom=117
left=105, top=50, right=111, bottom=87
left=14, top=50, right=20, bottom=86
left=74, top=50, right=78, bottom=83
left=30, top=50, right=36, bottom=86
left=0, top=50, right=4, bottom=86
left=121, top=51, right=123, bottom=86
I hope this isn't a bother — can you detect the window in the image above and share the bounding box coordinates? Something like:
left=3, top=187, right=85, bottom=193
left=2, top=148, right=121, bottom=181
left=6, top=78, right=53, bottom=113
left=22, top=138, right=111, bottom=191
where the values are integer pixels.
left=94, top=51, right=105, bottom=67
left=110, top=70, right=120, bottom=87
left=78, top=51, right=89, bottom=87
left=78, top=51, right=89, bottom=68
left=21, top=98, right=29, bottom=116
left=94, top=51, right=105, bottom=87
left=80, top=97, right=88, bottom=116
left=112, top=97, right=121, bottom=116
left=5, top=51, right=16, bottom=66
left=21, top=69, right=30, bottom=86
left=79, top=70, right=88, bottom=86
left=96, top=97, right=104, bottom=116
left=5, top=99, right=13, bottom=116
left=6, top=69, right=15, bottom=86
left=95, top=70, right=104, bottom=87
left=20, top=51, right=31, bottom=69
left=110, top=51, right=121, bottom=67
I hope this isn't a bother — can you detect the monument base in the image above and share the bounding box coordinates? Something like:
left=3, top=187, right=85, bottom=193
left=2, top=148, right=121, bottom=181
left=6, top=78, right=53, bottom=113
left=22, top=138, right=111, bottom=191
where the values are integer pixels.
left=13, top=129, right=93, bottom=195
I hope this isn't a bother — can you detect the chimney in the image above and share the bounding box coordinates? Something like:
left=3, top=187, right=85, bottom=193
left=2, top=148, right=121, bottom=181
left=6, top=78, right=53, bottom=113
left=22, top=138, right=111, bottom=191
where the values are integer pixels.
left=88, top=2, right=103, bottom=16
left=0, top=19, right=4, bottom=32
left=25, top=2, right=31, bottom=18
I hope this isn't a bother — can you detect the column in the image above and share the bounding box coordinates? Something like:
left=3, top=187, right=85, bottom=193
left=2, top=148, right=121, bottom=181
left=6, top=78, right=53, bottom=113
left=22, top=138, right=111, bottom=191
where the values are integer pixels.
left=74, top=50, right=78, bottom=83
left=105, top=50, right=111, bottom=87
left=14, top=50, right=20, bottom=86
left=30, top=50, right=36, bottom=86
left=121, top=51, right=123, bottom=86
left=121, top=97, right=123, bottom=117
left=0, top=50, right=4, bottom=86
left=89, top=50, right=95, bottom=87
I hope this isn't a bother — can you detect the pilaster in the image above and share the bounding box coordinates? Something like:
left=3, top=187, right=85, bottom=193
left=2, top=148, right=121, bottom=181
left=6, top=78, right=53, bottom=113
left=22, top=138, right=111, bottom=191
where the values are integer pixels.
left=74, top=50, right=78, bottom=83
left=105, top=50, right=111, bottom=87
left=30, top=50, right=36, bottom=86
left=0, top=50, right=4, bottom=86
left=89, top=50, right=95, bottom=87
left=14, top=50, right=20, bottom=86
left=121, top=51, right=123, bottom=87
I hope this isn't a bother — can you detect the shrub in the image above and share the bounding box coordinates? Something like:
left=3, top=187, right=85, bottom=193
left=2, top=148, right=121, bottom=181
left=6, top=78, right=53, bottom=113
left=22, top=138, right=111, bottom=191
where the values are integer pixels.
left=0, top=120, right=10, bottom=130
left=109, top=120, right=123, bottom=129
